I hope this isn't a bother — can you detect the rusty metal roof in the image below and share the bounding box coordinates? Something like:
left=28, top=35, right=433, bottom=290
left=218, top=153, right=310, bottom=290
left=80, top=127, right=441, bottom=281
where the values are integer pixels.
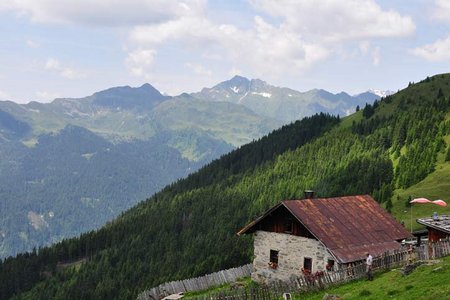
left=331, top=241, right=403, bottom=263
left=417, top=215, right=450, bottom=234
left=239, top=195, right=412, bottom=263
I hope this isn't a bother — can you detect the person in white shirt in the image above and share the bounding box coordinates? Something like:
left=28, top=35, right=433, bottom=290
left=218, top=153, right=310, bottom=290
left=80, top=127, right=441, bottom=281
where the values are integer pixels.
left=366, top=253, right=373, bottom=280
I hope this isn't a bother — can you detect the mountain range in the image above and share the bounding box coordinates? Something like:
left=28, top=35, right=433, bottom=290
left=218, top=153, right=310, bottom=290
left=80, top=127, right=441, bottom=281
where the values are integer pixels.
left=0, top=76, right=382, bottom=258
left=193, top=75, right=384, bottom=122
left=1, top=73, right=449, bottom=299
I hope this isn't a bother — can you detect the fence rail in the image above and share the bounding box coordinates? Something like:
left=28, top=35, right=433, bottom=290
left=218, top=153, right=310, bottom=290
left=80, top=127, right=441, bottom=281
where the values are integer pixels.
left=137, top=264, right=253, bottom=300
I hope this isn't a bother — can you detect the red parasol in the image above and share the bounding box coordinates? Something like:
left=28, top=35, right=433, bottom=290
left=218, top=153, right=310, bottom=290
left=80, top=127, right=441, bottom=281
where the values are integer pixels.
left=432, top=200, right=448, bottom=207
left=409, top=198, right=447, bottom=207
left=410, top=198, right=431, bottom=204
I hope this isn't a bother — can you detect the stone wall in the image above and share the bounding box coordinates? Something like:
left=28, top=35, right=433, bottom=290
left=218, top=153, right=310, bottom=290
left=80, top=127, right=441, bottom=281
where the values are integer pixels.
left=251, top=230, right=333, bottom=284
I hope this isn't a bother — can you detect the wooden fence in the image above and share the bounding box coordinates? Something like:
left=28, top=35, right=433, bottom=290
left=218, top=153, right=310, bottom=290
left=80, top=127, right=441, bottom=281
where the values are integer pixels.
left=198, top=240, right=450, bottom=300
left=137, top=240, right=450, bottom=300
left=137, top=264, right=253, bottom=300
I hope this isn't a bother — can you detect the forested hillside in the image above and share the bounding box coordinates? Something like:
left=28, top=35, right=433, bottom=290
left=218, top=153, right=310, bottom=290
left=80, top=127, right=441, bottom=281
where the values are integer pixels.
left=0, top=125, right=231, bottom=258
left=2, top=74, right=450, bottom=299
left=0, top=83, right=277, bottom=258
left=0, top=77, right=377, bottom=258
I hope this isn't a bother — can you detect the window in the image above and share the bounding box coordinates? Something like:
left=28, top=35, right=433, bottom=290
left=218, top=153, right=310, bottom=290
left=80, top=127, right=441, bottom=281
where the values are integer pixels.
left=283, top=218, right=293, bottom=233
left=270, top=250, right=279, bottom=264
left=326, top=259, right=335, bottom=271
left=303, top=257, right=312, bottom=272
left=269, top=250, right=279, bottom=269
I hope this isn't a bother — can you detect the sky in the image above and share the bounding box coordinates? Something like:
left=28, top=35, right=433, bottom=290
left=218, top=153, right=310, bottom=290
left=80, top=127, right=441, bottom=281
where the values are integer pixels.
left=1, top=0, right=450, bottom=104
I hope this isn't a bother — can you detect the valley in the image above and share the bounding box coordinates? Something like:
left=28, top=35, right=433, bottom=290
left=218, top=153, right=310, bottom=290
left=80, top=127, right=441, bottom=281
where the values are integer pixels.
left=0, top=77, right=378, bottom=259
left=1, top=74, right=449, bottom=299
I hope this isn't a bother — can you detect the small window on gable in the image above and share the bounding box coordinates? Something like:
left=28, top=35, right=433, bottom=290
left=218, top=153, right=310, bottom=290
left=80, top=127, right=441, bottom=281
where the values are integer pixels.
left=303, top=257, right=312, bottom=272
left=270, top=250, right=279, bottom=264
left=284, top=218, right=293, bottom=233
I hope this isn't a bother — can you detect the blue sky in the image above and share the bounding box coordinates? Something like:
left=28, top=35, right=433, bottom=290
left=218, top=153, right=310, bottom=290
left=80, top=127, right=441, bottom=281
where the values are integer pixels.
left=1, top=0, right=450, bottom=103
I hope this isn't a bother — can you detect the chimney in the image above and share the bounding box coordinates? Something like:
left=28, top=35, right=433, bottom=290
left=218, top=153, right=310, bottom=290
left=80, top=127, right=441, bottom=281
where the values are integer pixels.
left=304, top=190, right=315, bottom=199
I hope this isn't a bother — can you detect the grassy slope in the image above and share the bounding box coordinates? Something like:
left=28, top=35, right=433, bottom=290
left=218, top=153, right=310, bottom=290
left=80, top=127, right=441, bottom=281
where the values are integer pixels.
left=339, top=75, right=450, bottom=230
left=391, top=162, right=450, bottom=232
left=299, top=256, right=450, bottom=300
left=306, top=76, right=450, bottom=298
left=153, top=98, right=281, bottom=147
left=389, top=115, right=450, bottom=230
left=184, top=257, right=450, bottom=300
left=389, top=119, right=450, bottom=231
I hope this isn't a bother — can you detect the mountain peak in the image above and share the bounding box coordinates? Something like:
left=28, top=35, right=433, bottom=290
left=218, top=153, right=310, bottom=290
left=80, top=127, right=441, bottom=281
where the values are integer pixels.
left=229, top=75, right=249, bottom=82
left=210, top=75, right=251, bottom=95
left=139, top=83, right=158, bottom=92
left=91, top=83, right=168, bottom=109
left=224, top=75, right=250, bottom=86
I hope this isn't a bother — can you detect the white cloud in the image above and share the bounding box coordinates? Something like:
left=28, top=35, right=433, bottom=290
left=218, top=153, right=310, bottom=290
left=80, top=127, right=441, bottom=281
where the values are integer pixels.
left=0, top=0, right=205, bottom=26
left=128, top=14, right=329, bottom=78
left=359, top=41, right=370, bottom=55
left=35, top=91, right=60, bottom=102
left=410, top=0, right=450, bottom=62
left=372, top=46, right=380, bottom=65
left=2, top=0, right=415, bottom=85
left=45, top=58, right=61, bottom=70
left=0, top=89, right=10, bottom=99
left=228, top=67, right=243, bottom=77
left=356, top=41, right=380, bottom=65
left=60, top=68, right=85, bottom=80
left=125, top=49, right=156, bottom=77
left=44, top=58, right=87, bottom=79
left=125, top=0, right=413, bottom=81
left=249, top=0, right=415, bottom=42
left=26, top=39, right=39, bottom=48
left=129, top=16, right=216, bottom=46
left=411, top=36, right=450, bottom=62
left=0, top=2, right=15, bottom=11
left=185, top=63, right=212, bottom=76
left=433, top=0, right=450, bottom=24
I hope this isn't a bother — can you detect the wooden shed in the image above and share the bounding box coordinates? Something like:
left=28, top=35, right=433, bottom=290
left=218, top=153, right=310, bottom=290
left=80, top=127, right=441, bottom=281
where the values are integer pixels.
left=417, top=214, right=450, bottom=242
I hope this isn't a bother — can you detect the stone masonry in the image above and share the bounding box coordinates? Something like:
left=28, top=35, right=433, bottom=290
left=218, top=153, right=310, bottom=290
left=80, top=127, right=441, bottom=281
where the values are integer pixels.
left=251, top=230, right=332, bottom=284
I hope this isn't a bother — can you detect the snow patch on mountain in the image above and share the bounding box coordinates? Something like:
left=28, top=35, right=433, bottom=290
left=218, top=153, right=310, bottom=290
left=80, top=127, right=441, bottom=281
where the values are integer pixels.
left=345, top=109, right=355, bottom=116
left=251, top=92, right=272, bottom=98
left=231, top=86, right=239, bottom=93
left=367, top=89, right=395, bottom=98
left=238, top=91, right=249, bottom=103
